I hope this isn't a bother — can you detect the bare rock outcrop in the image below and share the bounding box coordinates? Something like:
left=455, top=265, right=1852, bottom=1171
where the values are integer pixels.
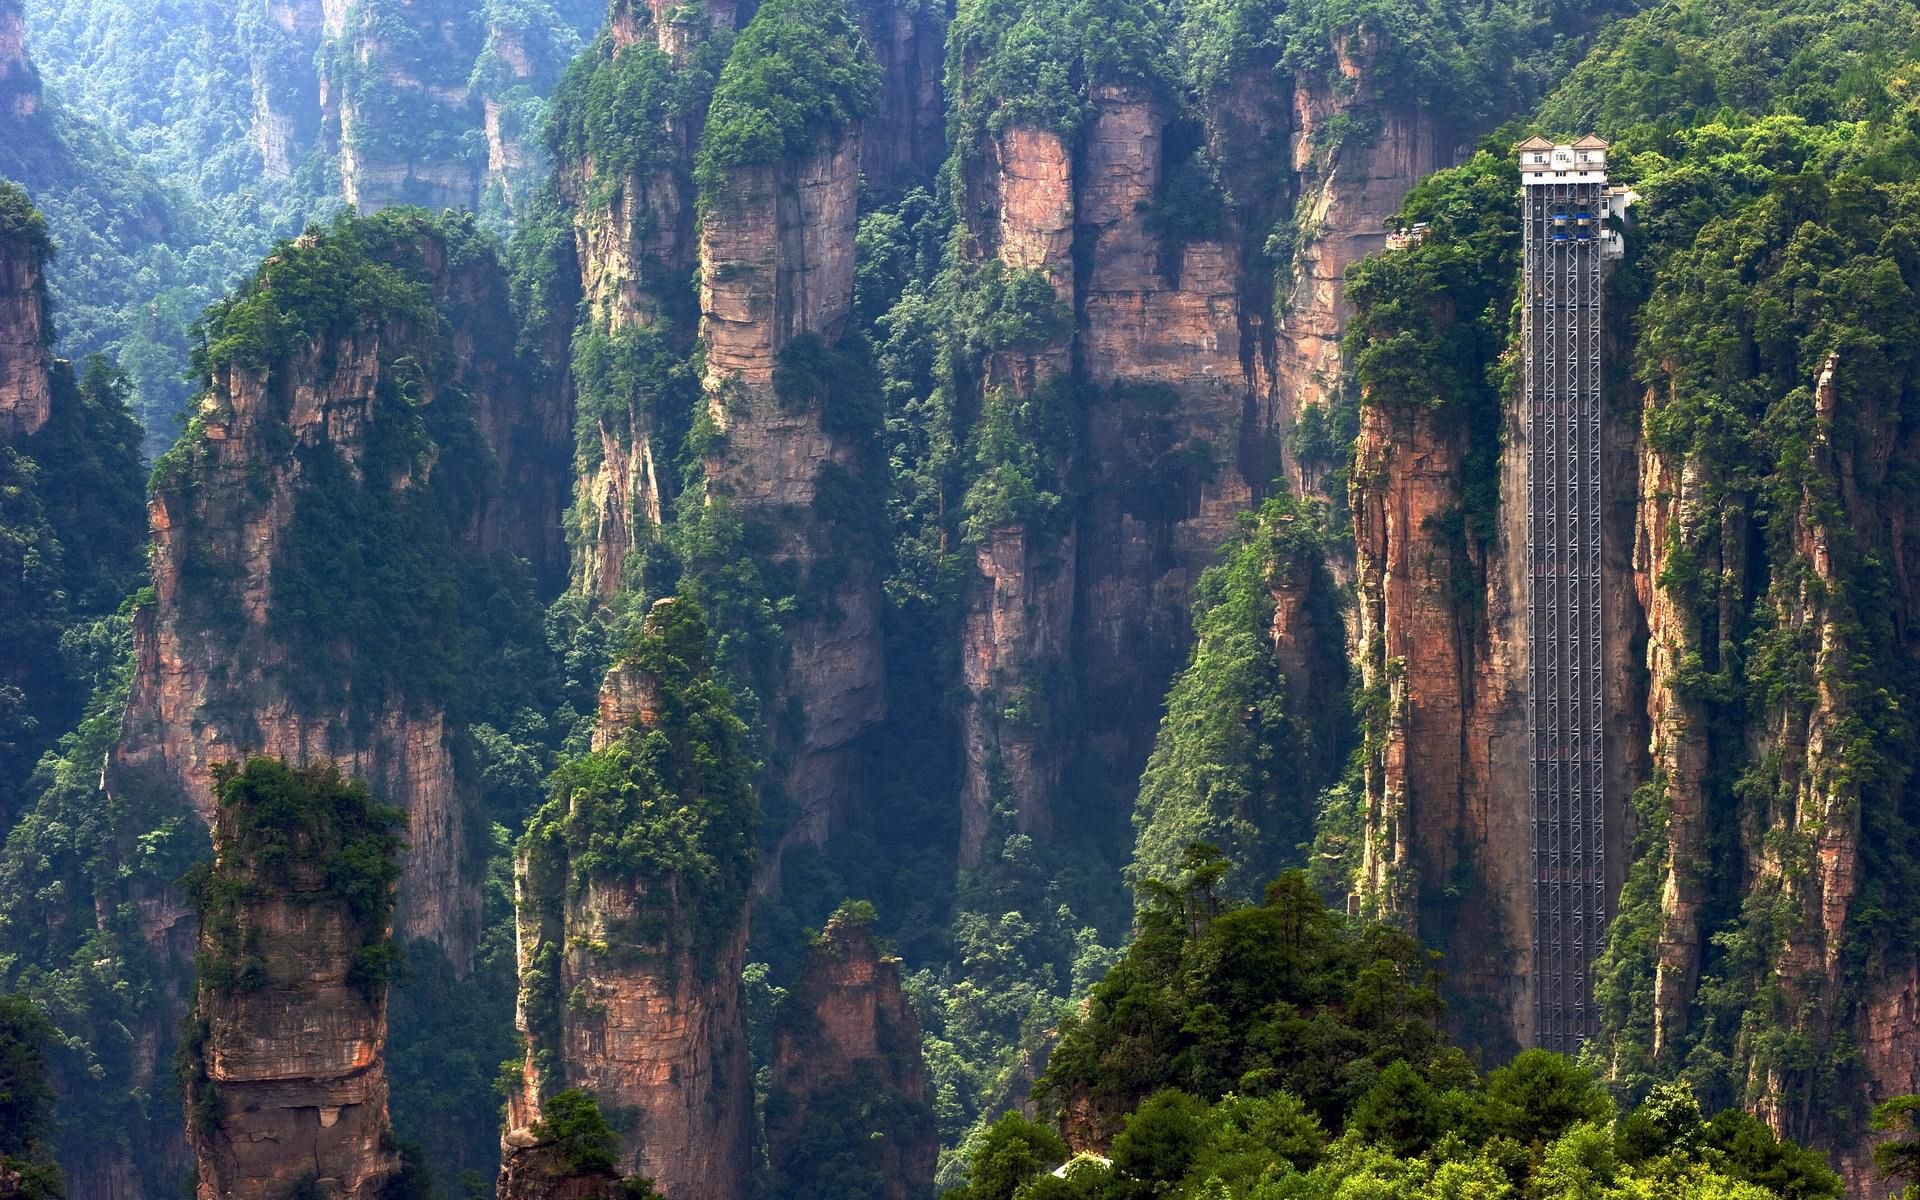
left=508, top=600, right=756, bottom=1199
left=113, top=216, right=563, bottom=968
left=856, top=0, right=946, bottom=195
left=557, top=0, right=719, bottom=598
left=954, top=124, right=1077, bottom=865
left=698, top=124, right=887, bottom=862
left=0, top=185, right=50, bottom=436
left=1633, top=353, right=1920, bottom=1193
left=183, top=760, right=404, bottom=1200
left=496, top=1129, right=631, bottom=1200
left=1074, top=84, right=1278, bottom=800
left=1272, top=33, right=1455, bottom=481
left=767, top=909, right=938, bottom=1200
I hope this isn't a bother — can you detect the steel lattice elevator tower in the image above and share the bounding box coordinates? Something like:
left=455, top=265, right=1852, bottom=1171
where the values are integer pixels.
left=1518, top=136, right=1618, bottom=1052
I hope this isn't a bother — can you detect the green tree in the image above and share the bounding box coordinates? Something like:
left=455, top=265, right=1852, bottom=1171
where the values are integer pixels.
left=1480, top=1050, right=1612, bottom=1148
left=1347, top=1061, right=1443, bottom=1158
left=947, top=1113, right=1068, bottom=1200
left=1873, top=1096, right=1920, bottom=1195
left=532, top=1089, right=621, bottom=1174
left=1109, top=1091, right=1211, bottom=1189
left=0, top=995, right=63, bottom=1198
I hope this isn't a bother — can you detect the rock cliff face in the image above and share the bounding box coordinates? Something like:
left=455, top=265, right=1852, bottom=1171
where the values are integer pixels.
left=854, top=0, right=945, bottom=195
left=0, top=0, right=37, bottom=121
left=954, top=122, right=1078, bottom=865
left=509, top=882, right=753, bottom=1195
left=557, top=0, right=718, bottom=599
left=183, top=762, right=403, bottom=1200
left=552, top=0, right=893, bottom=878
left=496, top=1132, right=630, bottom=1200
left=0, top=195, right=49, bottom=437
left=326, top=2, right=489, bottom=212
left=1346, top=269, right=1644, bottom=1055
left=243, top=0, right=593, bottom=206
left=244, top=0, right=333, bottom=177
left=767, top=911, right=938, bottom=1200
left=1074, top=83, right=1278, bottom=802
left=1633, top=353, right=1920, bottom=1193
left=113, top=217, right=561, bottom=969
left=509, top=600, right=755, bottom=1199
left=1272, top=36, right=1454, bottom=470
left=698, top=124, right=888, bottom=859
left=1349, top=389, right=1536, bottom=1049
left=948, top=26, right=1464, bottom=865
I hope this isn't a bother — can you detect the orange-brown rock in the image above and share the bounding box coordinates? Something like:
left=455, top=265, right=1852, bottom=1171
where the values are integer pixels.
left=184, top=766, right=402, bottom=1200
left=509, top=601, right=756, bottom=1200
left=0, top=0, right=38, bottom=120
left=0, top=167, right=49, bottom=440
left=1346, top=250, right=1645, bottom=1058
left=510, top=881, right=753, bottom=1196
left=496, top=1129, right=631, bottom=1200
left=959, top=523, right=1075, bottom=864
left=953, top=123, right=1077, bottom=864
left=1634, top=354, right=1920, bottom=1194
left=1349, top=389, right=1535, bottom=1050
left=767, top=910, right=937, bottom=1200
left=113, top=221, right=562, bottom=968
left=698, top=126, right=886, bottom=860
left=1273, top=33, right=1455, bottom=482
left=700, top=131, right=862, bottom=396
left=1074, top=85, right=1279, bottom=797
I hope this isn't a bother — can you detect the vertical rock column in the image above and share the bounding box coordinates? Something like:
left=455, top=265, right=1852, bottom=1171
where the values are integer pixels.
left=853, top=0, right=946, bottom=195
left=956, top=124, right=1078, bottom=865
left=767, top=908, right=938, bottom=1200
left=1633, top=416, right=1714, bottom=1063
left=113, top=220, right=553, bottom=969
left=1632, top=352, right=1920, bottom=1192
left=243, top=0, right=331, bottom=177
left=0, top=0, right=41, bottom=121
left=184, top=760, right=404, bottom=1200
left=698, top=118, right=886, bottom=856
left=0, top=186, right=50, bottom=437
left=509, top=600, right=756, bottom=1199
left=562, top=0, right=721, bottom=599
left=324, top=1, right=486, bottom=212
left=1349, top=387, right=1534, bottom=1049
left=1272, top=33, right=1453, bottom=483
left=1073, top=82, right=1278, bottom=798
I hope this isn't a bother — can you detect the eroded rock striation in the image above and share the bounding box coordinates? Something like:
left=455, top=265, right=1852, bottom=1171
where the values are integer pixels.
left=946, top=21, right=1463, bottom=865
left=508, top=599, right=756, bottom=1198
left=697, top=117, right=888, bottom=860
left=183, top=759, right=404, bottom=1200
left=114, top=212, right=565, bottom=967
left=767, top=908, right=938, bottom=1200
left=0, top=181, right=50, bottom=438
